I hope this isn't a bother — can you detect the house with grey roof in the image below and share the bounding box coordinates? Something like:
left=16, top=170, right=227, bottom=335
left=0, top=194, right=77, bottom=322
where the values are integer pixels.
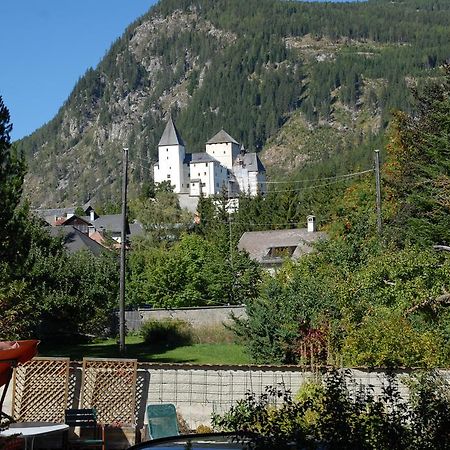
left=154, top=117, right=266, bottom=198
left=49, top=226, right=106, bottom=256
left=34, top=203, right=144, bottom=251
left=238, top=216, right=327, bottom=272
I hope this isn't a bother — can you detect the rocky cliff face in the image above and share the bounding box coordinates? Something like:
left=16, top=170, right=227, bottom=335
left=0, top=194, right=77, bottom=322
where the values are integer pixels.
left=18, top=0, right=446, bottom=207
left=21, top=7, right=238, bottom=207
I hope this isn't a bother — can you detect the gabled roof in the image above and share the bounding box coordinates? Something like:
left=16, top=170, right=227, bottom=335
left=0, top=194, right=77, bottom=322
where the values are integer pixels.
left=242, top=152, right=266, bottom=172
left=206, top=129, right=239, bottom=145
left=92, top=215, right=130, bottom=235
left=158, top=116, right=185, bottom=147
left=49, top=226, right=106, bottom=256
left=238, top=228, right=327, bottom=265
left=32, top=208, right=76, bottom=225
left=191, top=152, right=219, bottom=164
left=54, top=215, right=91, bottom=227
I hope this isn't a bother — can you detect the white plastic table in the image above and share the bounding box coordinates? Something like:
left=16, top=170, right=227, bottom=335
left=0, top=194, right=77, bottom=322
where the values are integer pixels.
left=1, top=423, right=69, bottom=450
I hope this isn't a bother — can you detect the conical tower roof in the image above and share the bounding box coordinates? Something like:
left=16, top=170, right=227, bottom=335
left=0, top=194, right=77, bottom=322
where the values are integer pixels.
left=206, top=129, right=239, bottom=145
left=158, top=116, right=185, bottom=146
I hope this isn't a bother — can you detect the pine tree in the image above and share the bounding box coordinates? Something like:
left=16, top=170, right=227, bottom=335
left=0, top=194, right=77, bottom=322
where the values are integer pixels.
left=0, top=96, right=26, bottom=263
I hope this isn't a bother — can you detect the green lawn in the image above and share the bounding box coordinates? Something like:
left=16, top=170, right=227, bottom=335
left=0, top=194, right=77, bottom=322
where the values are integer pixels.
left=39, top=335, right=252, bottom=365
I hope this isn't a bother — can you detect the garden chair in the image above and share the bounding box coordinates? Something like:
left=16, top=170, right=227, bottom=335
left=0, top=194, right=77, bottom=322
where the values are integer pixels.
left=64, top=408, right=105, bottom=450
left=146, top=403, right=179, bottom=440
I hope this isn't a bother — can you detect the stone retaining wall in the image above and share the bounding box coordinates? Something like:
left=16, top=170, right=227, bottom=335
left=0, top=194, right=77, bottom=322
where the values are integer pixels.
left=126, top=306, right=247, bottom=331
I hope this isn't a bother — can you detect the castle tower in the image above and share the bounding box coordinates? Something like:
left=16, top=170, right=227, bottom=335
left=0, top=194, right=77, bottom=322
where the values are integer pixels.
left=154, top=117, right=187, bottom=193
left=205, top=129, right=240, bottom=171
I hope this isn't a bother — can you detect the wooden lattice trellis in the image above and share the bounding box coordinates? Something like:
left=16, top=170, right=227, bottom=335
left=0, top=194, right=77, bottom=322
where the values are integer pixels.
left=12, top=357, right=70, bottom=422
left=81, top=358, right=137, bottom=426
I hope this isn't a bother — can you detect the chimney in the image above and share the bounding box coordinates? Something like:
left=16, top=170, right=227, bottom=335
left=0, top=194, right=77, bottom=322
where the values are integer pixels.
left=307, top=215, right=316, bottom=233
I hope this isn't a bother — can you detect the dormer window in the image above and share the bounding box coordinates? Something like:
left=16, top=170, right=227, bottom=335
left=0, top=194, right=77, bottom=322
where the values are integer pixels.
left=266, top=246, right=297, bottom=258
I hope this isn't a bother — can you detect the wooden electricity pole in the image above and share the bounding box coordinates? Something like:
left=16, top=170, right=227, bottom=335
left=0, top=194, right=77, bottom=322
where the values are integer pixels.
left=374, top=149, right=382, bottom=235
left=119, top=147, right=129, bottom=354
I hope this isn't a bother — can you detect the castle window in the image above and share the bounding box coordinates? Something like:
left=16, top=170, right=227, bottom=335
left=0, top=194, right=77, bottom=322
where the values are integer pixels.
left=198, top=173, right=200, bottom=176
left=167, top=174, right=171, bottom=179
left=204, top=172, right=206, bottom=175
left=223, top=151, right=226, bottom=154
left=187, top=183, right=189, bottom=187
left=201, top=182, right=206, bottom=187
left=167, top=156, right=169, bottom=159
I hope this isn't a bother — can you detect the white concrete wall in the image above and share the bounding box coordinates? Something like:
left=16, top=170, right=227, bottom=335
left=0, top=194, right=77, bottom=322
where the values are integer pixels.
left=155, top=144, right=185, bottom=193
left=232, top=168, right=265, bottom=197
left=205, top=142, right=239, bottom=171
left=135, top=306, right=247, bottom=330
left=3, top=363, right=450, bottom=432
left=188, top=161, right=226, bottom=197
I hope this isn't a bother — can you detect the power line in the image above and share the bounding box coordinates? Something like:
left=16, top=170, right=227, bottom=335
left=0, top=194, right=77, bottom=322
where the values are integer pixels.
left=129, top=160, right=373, bottom=194
left=265, top=174, right=371, bottom=193
left=219, top=220, right=313, bottom=227
left=264, top=169, right=374, bottom=184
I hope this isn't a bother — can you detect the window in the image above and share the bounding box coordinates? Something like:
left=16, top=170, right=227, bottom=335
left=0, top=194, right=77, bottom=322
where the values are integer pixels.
left=167, top=174, right=171, bottom=179
left=201, top=182, right=206, bottom=187
left=224, top=151, right=226, bottom=154
left=216, top=183, right=219, bottom=187
left=266, top=246, right=297, bottom=258
left=167, top=156, right=169, bottom=159
left=198, top=173, right=200, bottom=176
left=204, top=172, right=206, bottom=175
left=187, top=183, right=189, bottom=187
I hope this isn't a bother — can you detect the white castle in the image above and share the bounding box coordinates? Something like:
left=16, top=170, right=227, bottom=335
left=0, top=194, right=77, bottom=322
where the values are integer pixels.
left=154, top=117, right=266, bottom=197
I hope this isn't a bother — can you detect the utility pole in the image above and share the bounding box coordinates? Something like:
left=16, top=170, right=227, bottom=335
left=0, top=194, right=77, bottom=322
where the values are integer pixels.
left=228, top=181, right=234, bottom=304
left=374, top=149, right=382, bottom=235
left=119, top=147, right=129, bottom=354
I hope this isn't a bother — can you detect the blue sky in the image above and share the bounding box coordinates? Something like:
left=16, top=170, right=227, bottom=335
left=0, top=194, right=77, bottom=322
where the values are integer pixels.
left=1, top=1, right=156, bottom=140
left=1, top=0, right=361, bottom=141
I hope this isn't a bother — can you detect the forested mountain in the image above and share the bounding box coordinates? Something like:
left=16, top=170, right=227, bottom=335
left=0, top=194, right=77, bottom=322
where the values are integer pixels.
left=17, top=0, right=450, bottom=207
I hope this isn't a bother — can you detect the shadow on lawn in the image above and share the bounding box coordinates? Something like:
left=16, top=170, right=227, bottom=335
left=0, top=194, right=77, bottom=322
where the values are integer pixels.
left=39, top=340, right=197, bottom=363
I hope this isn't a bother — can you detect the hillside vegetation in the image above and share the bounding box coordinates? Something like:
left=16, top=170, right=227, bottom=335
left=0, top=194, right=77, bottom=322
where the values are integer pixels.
left=17, top=0, right=450, bottom=206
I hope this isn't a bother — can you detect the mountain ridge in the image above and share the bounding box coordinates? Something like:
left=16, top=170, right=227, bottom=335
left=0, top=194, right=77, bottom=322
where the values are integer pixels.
left=18, top=0, right=450, bottom=207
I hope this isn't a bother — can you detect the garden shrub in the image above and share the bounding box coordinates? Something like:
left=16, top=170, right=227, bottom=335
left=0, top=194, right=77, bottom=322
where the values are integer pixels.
left=212, top=369, right=450, bottom=449
left=191, top=324, right=236, bottom=344
left=140, top=319, right=193, bottom=348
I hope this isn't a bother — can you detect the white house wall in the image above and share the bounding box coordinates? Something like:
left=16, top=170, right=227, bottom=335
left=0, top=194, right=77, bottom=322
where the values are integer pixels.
left=257, top=172, right=267, bottom=195
left=154, top=122, right=265, bottom=199
left=205, top=142, right=239, bottom=171
left=214, top=165, right=229, bottom=195
left=156, top=144, right=185, bottom=193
